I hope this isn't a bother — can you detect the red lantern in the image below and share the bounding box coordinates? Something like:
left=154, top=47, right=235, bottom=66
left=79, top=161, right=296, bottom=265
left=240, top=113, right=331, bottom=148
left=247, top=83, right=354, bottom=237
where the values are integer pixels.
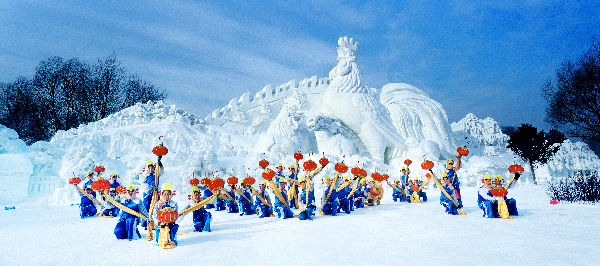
left=404, top=159, right=412, bottom=165
left=359, top=169, right=368, bottom=178
left=411, top=185, right=420, bottom=191
left=157, top=207, right=178, bottom=224
left=425, top=172, right=433, bottom=178
left=457, top=146, right=469, bottom=157
left=152, top=144, right=169, bottom=157
left=259, top=159, right=269, bottom=169
left=491, top=187, right=508, bottom=197
left=227, top=176, right=238, bottom=185
left=369, top=187, right=379, bottom=197
left=550, top=200, right=559, bottom=205
left=371, top=172, right=382, bottom=182
left=335, top=163, right=348, bottom=173
left=420, top=160, right=434, bottom=170
left=69, top=177, right=81, bottom=185
left=209, top=178, right=225, bottom=191
left=303, top=159, right=318, bottom=171
left=508, top=164, right=525, bottom=174
left=351, top=167, right=361, bottom=176
left=319, top=156, right=329, bottom=166
left=94, top=165, right=105, bottom=173
left=91, top=179, right=111, bottom=191
left=201, top=178, right=210, bottom=185
left=243, top=177, right=256, bottom=185
left=190, top=178, right=199, bottom=186
left=382, top=174, right=389, bottom=180
left=262, top=169, right=276, bottom=180
left=294, top=152, right=303, bottom=160
left=116, top=186, right=126, bottom=194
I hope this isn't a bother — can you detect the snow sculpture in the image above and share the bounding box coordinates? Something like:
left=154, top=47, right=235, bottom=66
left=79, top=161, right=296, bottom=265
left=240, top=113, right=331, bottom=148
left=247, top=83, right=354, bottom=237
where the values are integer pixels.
left=255, top=96, right=316, bottom=153
left=321, top=37, right=406, bottom=161
left=308, top=114, right=358, bottom=156
left=401, top=137, right=441, bottom=165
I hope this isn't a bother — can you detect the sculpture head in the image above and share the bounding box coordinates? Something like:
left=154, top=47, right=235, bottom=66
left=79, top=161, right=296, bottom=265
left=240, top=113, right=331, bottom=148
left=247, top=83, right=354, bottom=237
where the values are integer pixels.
left=336, top=36, right=358, bottom=61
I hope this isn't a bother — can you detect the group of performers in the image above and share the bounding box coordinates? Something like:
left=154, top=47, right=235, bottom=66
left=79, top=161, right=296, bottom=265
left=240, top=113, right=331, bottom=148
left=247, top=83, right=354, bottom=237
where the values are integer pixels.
left=72, top=153, right=521, bottom=248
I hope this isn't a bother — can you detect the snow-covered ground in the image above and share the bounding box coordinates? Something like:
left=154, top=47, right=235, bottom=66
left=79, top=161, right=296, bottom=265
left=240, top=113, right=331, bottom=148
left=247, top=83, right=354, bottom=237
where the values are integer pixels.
left=1, top=185, right=599, bottom=265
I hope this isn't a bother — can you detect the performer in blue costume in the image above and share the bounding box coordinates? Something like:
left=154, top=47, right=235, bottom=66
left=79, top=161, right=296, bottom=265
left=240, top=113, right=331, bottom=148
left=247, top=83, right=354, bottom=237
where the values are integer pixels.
left=109, top=173, right=120, bottom=189
left=274, top=178, right=294, bottom=219
left=237, top=182, right=255, bottom=215
left=287, top=165, right=298, bottom=209
left=353, top=178, right=367, bottom=209
left=275, top=163, right=285, bottom=184
left=440, top=173, right=459, bottom=215
left=225, top=183, right=239, bottom=213
left=297, top=176, right=315, bottom=220
left=443, top=158, right=463, bottom=208
left=153, top=183, right=180, bottom=246
left=114, top=184, right=149, bottom=240
left=180, top=186, right=212, bottom=232
left=141, top=160, right=157, bottom=227
left=255, top=181, right=273, bottom=218
left=83, top=171, right=96, bottom=197
left=392, top=179, right=404, bottom=202
left=321, top=175, right=339, bottom=216
left=76, top=185, right=98, bottom=219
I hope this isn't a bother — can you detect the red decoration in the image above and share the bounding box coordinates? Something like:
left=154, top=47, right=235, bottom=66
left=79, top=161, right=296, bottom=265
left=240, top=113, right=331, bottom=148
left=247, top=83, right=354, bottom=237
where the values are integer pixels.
left=209, top=178, right=225, bottom=191
left=303, top=159, right=318, bottom=171
left=335, top=163, right=348, bottom=173
left=243, top=177, right=256, bottom=185
left=116, top=186, right=126, bottom=194
left=91, top=179, right=111, bottom=191
left=508, top=164, right=525, bottom=174
left=351, top=167, right=361, bottom=176
left=425, top=172, right=433, bottom=178
left=457, top=146, right=469, bottom=157
left=550, top=200, right=559, bottom=205
left=371, top=172, right=382, bottom=182
left=259, top=159, right=269, bottom=169
left=491, top=187, right=508, bottom=197
left=152, top=143, right=169, bottom=157
left=69, top=177, right=81, bottom=185
left=94, top=165, right=105, bottom=173
left=359, top=169, right=368, bottom=178
left=190, top=178, right=199, bottom=186
left=200, top=178, right=211, bottom=185
left=382, top=174, right=389, bottom=180
left=294, top=152, right=303, bottom=160
left=404, top=159, right=412, bottom=165
left=227, top=176, right=238, bottom=185
left=411, top=185, right=420, bottom=191
left=420, top=160, right=434, bottom=170
left=262, top=169, right=276, bottom=180
left=369, top=187, right=379, bottom=197
left=319, top=156, right=329, bottom=166
left=157, top=207, right=178, bottom=224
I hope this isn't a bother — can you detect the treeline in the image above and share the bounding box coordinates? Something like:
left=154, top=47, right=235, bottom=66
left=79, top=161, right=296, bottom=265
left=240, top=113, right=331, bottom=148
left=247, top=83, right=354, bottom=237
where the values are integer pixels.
left=0, top=54, right=166, bottom=144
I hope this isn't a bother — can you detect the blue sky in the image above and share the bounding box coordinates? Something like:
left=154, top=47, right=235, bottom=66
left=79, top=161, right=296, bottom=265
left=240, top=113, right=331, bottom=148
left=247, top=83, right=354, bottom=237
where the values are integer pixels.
left=1, top=1, right=599, bottom=130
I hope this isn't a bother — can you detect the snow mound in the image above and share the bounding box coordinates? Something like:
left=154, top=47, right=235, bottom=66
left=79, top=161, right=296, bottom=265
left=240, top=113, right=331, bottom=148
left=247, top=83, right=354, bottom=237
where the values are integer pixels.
left=451, top=113, right=508, bottom=147
left=0, top=124, right=28, bottom=154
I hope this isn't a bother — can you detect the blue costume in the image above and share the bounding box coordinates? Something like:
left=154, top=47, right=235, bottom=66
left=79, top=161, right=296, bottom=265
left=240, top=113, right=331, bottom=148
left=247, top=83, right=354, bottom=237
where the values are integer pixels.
left=203, top=188, right=216, bottom=209
left=337, top=183, right=351, bottom=214
left=225, top=188, right=239, bottom=213
left=114, top=197, right=148, bottom=240
left=298, top=182, right=316, bottom=220
left=440, top=184, right=458, bottom=215
left=181, top=200, right=212, bottom=232
left=274, top=188, right=294, bottom=219
left=444, top=168, right=462, bottom=208
left=478, top=185, right=518, bottom=218
left=78, top=188, right=98, bottom=219
left=392, top=183, right=405, bottom=202
left=153, top=200, right=179, bottom=245
left=237, top=187, right=255, bottom=215
left=255, top=189, right=273, bottom=218
left=353, top=186, right=366, bottom=209
left=407, top=184, right=427, bottom=202
left=321, top=185, right=339, bottom=216
left=110, top=181, right=121, bottom=189
left=275, top=171, right=285, bottom=184
left=141, top=173, right=156, bottom=227
left=101, top=192, right=120, bottom=217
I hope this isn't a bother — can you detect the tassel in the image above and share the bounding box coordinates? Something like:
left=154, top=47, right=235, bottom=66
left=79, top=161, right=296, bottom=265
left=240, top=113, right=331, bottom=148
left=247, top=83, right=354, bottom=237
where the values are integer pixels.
left=144, top=222, right=155, bottom=241
left=498, top=200, right=515, bottom=219
left=411, top=191, right=420, bottom=203
left=158, top=224, right=176, bottom=249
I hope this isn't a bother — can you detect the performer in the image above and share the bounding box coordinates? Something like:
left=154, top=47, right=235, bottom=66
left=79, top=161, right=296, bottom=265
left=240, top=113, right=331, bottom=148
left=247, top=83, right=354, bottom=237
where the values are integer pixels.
left=202, top=183, right=216, bottom=209
left=77, top=185, right=98, bottom=219
left=214, top=178, right=227, bottom=211
left=404, top=178, right=414, bottom=202
left=83, top=171, right=96, bottom=197
left=225, top=183, right=239, bottom=214
left=274, top=178, right=294, bottom=219
left=401, top=167, right=410, bottom=185
left=100, top=187, right=120, bottom=217
left=443, top=158, right=463, bottom=208
left=392, top=179, right=404, bottom=202
left=321, top=175, right=339, bottom=216
left=153, top=183, right=180, bottom=246
left=354, top=178, right=367, bottom=209
left=366, top=178, right=381, bottom=206
left=297, top=176, right=316, bottom=220
left=337, top=176, right=352, bottom=214
left=141, top=160, right=157, bottom=227
left=287, top=165, right=298, bottom=209
left=255, top=181, right=273, bottom=218
left=409, top=176, right=427, bottom=202
left=496, top=175, right=518, bottom=216
left=237, top=182, right=255, bottom=216
left=275, top=163, right=285, bottom=183
left=440, top=173, right=459, bottom=215
left=180, top=186, right=212, bottom=232
left=114, top=184, right=149, bottom=240
left=109, top=173, right=120, bottom=189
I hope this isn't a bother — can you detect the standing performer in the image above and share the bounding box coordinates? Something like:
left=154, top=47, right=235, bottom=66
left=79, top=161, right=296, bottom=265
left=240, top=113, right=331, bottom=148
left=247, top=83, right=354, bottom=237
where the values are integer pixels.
left=287, top=165, right=299, bottom=209
left=141, top=160, right=157, bottom=228
left=275, top=163, right=285, bottom=183
left=114, top=184, right=149, bottom=240
left=153, top=183, right=180, bottom=246
left=109, top=173, right=121, bottom=189
left=443, top=158, right=463, bottom=208
left=83, top=171, right=96, bottom=197
left=321, top=175, right=339, bottom=216
left=297, top=176, right=316, bottom=220
left=180, top=186, right=212, bottom=232
left=255, top=181, right=273, bottom=218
